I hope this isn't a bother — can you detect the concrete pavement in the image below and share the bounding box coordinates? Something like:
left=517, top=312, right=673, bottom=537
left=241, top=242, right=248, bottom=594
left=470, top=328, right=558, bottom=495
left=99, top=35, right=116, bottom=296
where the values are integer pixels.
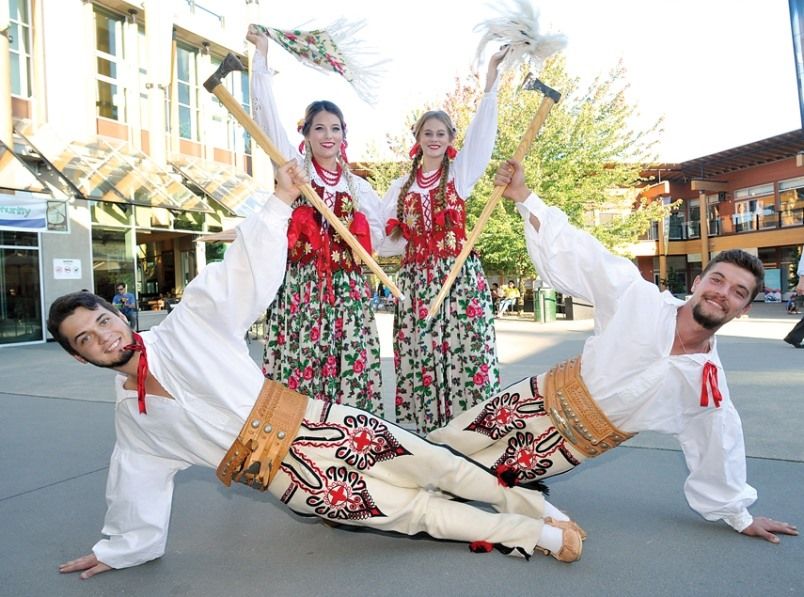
left=1, top=303, right=802, bottom=596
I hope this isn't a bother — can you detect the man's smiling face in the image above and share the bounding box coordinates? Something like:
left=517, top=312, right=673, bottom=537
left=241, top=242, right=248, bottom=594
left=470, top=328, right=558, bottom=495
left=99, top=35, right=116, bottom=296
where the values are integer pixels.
left=59, top=306, right=136, bottom=368
left=688, top=262, right=755, bottom=330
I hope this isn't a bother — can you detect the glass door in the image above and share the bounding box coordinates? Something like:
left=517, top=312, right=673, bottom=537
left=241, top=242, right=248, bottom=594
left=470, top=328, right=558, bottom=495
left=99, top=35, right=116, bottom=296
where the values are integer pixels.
left=0, top=246, right=43, bottom=344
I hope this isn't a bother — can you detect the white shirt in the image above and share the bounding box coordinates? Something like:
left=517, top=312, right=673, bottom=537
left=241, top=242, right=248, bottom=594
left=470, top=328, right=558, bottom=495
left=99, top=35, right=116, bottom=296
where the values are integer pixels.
left=516, top=193, right=757, bottom=532
left=377, top=84, right=498, bottom=256
left=250, top=52, right=384, bottom=249
left=92, top=196, right=293, bottom=568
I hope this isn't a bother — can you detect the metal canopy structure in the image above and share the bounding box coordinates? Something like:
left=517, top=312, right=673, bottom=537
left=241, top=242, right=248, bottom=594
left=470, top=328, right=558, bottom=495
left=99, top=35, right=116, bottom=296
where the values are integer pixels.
left=15, top=124, right=212, bottom=213
left=171, top=155, right=270, bottom=218
left=0, top=140, right=48, bottom=194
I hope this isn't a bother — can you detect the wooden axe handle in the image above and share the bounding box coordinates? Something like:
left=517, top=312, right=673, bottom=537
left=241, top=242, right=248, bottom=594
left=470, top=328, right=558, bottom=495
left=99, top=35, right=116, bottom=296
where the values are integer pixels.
left=426, top=94, right=557, bottom=320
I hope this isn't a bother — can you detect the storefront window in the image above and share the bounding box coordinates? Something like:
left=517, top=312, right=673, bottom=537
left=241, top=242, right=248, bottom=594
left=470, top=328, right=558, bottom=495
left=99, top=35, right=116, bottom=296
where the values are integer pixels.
left=0, top=230, right=38, bottom=246
left=92, top=227, right=135, bottom=305
left=664, top=255, right=689, bottom=295
left=0, top=230, right=42, bottom=344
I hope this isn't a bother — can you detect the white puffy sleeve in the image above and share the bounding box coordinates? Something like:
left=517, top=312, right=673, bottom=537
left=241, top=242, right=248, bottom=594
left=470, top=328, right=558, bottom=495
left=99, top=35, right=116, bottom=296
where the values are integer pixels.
left=678, top=389, right=757, bottom=531
left=515, top=193, right=649, bottom=328
left=250, top=52, right=299, bottom=164
left=452, top=85, right=498, bottom=199
left=354, top=176, right=385, bottom=251
left=92, top=444, right=189, bottom=568
left=376, top=177, right=408, bottom=257
left=164, top=196, right=292, bottom=343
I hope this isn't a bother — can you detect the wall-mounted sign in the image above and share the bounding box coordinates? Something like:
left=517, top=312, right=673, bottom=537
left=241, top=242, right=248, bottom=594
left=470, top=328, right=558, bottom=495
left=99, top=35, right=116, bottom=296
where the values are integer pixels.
left=53, top=258, right=82, bottom=280
left=0, top=194, right=69, bottom=233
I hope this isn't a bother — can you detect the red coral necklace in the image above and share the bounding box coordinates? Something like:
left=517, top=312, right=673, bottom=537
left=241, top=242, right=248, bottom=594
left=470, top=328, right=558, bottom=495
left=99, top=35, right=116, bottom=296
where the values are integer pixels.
left=312, top=158, right=342, bottom=186
left=416, top=166, right=442, bottom=188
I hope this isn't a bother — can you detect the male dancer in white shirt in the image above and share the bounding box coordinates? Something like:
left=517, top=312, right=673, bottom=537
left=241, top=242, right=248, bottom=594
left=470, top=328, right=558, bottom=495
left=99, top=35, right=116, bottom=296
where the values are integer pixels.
left=51, top=161, right=582, bottom=581
left=429, top=158, right=798, bottom=544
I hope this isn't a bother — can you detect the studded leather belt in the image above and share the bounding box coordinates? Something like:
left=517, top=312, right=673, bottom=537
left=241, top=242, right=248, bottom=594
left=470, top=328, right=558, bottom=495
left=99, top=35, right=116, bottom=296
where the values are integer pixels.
left=216, top=380, right=308, bottom=491
left=544, top=356, right=634, bottom=458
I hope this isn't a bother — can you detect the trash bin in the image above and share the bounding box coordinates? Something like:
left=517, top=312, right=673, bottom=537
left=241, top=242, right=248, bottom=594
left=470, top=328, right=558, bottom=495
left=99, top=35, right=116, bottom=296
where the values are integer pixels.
left=533, top=288, right=557, bottom=323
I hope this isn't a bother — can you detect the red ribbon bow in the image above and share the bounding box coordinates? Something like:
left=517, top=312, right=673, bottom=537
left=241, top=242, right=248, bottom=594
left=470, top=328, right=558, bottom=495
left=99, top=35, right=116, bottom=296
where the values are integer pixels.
left=287, top=206, right=322, bottom=251
left=433, top=207, right=459, bottom=229
left=349, top=211, right=373, bottom=255
left=123, top=331, right=149, bottom=415
left=385, top=218, right=411, bottom=240
left=700, top=361, right=723, bottom=408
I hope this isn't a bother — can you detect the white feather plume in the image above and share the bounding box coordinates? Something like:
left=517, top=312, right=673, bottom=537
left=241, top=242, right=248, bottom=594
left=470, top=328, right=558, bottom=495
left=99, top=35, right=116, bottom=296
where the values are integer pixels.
left=474, top=0, right=567, bottom=73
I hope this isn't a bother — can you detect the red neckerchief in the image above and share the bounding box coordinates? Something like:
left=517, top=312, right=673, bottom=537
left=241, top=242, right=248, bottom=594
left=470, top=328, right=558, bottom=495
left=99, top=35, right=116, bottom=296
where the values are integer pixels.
left=700, top=361, right=722, bottom=408
left=123, top=331, right=149, bottom=414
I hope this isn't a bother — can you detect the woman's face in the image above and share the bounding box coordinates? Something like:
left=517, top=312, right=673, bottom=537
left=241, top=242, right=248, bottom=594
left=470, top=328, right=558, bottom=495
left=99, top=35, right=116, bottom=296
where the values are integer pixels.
left=417, top=118, right=451, bottom=162
left=306, top=111, right=344, bottom=162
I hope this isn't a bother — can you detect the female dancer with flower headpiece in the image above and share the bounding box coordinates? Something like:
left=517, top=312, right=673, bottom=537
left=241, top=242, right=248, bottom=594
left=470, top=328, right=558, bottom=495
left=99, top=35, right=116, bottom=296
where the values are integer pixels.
left=246, top=26, right=384, bottom=415
left=379, top=48, right=508, bottom=434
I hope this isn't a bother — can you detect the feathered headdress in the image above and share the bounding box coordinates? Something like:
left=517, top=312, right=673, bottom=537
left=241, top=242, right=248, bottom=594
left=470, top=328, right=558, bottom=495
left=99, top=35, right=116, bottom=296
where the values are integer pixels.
left=473, top=0, right=567, bottom=73
left=251, top=20, right=385, bottom=104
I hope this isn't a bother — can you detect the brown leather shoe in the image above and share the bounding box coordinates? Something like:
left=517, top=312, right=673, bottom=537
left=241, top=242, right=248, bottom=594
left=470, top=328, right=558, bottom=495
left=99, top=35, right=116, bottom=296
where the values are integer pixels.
left=541, top=522, right=583, bottom=563
left=544, top=516, right=588, bottom=540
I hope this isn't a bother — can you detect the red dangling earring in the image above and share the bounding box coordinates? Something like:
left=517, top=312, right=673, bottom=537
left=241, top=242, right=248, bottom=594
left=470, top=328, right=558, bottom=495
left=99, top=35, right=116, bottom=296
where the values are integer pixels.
left=340, top=139, right=349, bottom=163
left=408, top=143, right=421, bottom=160
left=446, top=145, right=457, bottom=160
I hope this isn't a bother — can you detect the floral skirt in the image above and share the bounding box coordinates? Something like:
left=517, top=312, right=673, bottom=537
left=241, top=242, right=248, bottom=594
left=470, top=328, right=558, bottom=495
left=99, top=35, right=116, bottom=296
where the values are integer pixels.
left=394, top=254, right=499, bottom=434
left=263, top=261, right=384, bottom=416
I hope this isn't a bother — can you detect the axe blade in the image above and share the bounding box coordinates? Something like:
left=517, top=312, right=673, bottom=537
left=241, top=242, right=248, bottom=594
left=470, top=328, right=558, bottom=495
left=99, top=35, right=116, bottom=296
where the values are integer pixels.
left=203, top=53, right=246, bottom=92
left=521, top=72, right=561, bottom=103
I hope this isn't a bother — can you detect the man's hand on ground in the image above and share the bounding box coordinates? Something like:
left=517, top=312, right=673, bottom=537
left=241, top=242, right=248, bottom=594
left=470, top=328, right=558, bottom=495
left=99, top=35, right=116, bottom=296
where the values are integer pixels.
left=59, top=553, right=112, bottom=579
left=741, top=516, right=798, bottom=543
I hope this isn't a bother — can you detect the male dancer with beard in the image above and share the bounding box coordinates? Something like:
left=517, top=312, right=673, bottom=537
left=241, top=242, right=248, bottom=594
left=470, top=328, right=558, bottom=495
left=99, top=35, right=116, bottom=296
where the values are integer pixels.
left=429, top=159, right=798, bottom=544
left=49, top=161, right=582, bottom=581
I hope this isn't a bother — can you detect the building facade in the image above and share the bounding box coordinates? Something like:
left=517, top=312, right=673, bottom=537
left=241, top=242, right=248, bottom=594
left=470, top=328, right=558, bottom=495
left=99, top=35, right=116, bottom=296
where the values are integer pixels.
left=1, top=0, right=273, bottom=345
left=633, top=130, right=804, bottom=298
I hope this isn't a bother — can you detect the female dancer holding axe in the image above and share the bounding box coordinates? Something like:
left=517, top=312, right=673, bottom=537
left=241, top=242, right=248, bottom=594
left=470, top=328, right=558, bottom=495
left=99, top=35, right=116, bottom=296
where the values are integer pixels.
left=247, top=27, right=386, bottom=415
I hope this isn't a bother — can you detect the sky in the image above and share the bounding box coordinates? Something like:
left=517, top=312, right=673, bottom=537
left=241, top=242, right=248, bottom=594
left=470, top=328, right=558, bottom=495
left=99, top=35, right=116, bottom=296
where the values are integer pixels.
left=250, top=0, right=801, bottom=164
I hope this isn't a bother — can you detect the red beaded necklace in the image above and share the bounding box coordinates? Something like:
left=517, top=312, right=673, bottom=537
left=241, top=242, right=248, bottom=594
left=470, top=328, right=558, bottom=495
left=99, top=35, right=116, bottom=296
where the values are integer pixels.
left=312, top=158, right=342, bottom=186
left=416, top=166, right=442, bottom=189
